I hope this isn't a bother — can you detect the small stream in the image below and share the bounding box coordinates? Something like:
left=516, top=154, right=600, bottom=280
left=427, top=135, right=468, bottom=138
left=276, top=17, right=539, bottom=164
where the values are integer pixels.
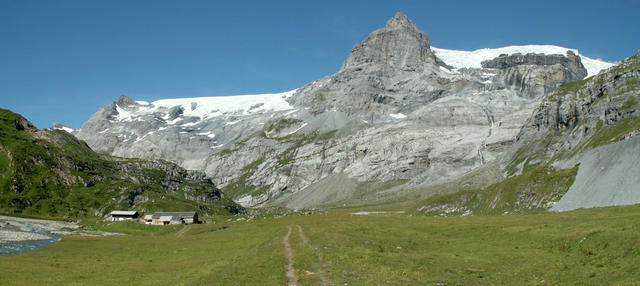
left=0, top=219, right=62, bottom=256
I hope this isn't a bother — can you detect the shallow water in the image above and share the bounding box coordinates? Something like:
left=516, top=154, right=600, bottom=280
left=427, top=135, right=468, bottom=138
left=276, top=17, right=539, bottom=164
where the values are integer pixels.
left=0, top=219, right=61, bottom=256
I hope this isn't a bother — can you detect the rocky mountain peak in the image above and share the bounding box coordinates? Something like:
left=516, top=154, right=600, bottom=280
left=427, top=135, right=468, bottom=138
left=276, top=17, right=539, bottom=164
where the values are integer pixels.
left=341, top=12, right=437, bottom=72
left=385, top=12, right=419, bottom=30
left=116, top=94, right=135, bottom=106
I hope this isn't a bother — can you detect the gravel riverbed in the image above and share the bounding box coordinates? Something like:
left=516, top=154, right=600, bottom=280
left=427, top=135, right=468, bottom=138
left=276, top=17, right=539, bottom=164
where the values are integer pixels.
left=0, top=215, right=121, bottom=256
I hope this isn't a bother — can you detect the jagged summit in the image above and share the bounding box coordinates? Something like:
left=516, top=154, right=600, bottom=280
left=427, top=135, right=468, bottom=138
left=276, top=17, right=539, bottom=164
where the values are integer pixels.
left=341, top=12, right=437, bottom=72
left=116, top=94, right=136, bottom=106
left=385, top=12, right=419, bottom=30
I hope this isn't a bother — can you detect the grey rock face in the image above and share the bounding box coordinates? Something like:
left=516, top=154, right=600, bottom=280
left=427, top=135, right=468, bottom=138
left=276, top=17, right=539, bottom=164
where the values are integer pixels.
left=481, top=51, right=587, bottom=99
left=287, top=12, right=459, bottom=123
left=509, top=53, right=639, bottom=167
left=481, top=51, right=585, bottom=72
left=342, top=12, right=445, bottom=72
left=504, top=53, right=640, bottom=210
left=116, top=94, right=137, bottom=106
left=76, top=12, right=599, bottom=208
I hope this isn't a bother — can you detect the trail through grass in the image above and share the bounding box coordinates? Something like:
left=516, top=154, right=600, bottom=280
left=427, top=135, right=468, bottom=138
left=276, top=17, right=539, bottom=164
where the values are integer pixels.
left=283, top=225, right=297, bottom=286
left=1, top=204, right=639, bottom=285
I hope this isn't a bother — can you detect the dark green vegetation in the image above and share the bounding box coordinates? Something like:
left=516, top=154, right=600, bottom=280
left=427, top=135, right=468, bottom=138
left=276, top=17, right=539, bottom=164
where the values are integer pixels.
left=0, top=109, right=241, bottom=218
left=1, top=205, right=639, bottom=285
left=505, top=132, right=557, bottom=177
left=583, top=116, right=640, bottom=150
left=552, top=77, right=591, bottom=98
left=266, top=118, right=303, bottom=133
left=222, top=157, right=269, bottom=199
left=414, top=165, right=578, bottom=216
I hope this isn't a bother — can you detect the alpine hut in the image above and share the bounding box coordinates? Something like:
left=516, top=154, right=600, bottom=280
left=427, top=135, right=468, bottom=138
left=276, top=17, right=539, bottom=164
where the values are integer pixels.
left=108, top=210, right=139, bottom=221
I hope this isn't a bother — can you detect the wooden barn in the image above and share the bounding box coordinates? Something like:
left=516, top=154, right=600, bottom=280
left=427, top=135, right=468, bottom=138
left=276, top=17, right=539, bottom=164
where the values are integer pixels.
left=108, top=210, right=139, bottom=221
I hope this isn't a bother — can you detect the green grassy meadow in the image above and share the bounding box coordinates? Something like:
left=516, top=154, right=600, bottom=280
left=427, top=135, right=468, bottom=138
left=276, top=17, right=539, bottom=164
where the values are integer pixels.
left=1, top=204, right=639, bottom=285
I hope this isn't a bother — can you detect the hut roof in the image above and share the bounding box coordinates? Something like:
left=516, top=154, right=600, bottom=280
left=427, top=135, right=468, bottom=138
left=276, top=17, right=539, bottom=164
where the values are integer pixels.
left=110, top=210, right=138, bottom=216
left=151, top=212, right=196, bottom=219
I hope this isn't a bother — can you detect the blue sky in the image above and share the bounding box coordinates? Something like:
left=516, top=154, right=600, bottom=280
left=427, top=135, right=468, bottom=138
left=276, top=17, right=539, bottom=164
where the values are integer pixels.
left=1, top=0, right=639, bottom=128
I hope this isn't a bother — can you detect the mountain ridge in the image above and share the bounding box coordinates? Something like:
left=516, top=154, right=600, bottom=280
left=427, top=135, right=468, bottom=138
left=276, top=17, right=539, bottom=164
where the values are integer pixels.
left=75, top=13, right=616, bottom=208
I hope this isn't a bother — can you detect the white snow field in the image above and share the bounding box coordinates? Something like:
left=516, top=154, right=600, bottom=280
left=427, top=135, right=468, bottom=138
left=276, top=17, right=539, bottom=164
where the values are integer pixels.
left=432, top=45, right=614, bottom=77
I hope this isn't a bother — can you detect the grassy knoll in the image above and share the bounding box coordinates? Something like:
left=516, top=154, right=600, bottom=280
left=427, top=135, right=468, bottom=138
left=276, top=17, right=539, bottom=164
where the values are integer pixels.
left=1, top=204, right=639, bottom=285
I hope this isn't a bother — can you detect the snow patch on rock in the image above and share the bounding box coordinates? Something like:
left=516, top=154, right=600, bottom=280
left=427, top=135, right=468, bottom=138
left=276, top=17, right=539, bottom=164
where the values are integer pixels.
left=432, top=45, right=614, bottom=77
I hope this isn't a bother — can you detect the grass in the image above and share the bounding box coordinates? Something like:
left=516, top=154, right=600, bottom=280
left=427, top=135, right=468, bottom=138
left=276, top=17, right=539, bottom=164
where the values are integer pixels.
left=609, top=53, right=639, bottom=76
left=318, top=179, right=411, bottom=208
left=555, top=53, right=638, bottom=104
left=621, top=94, right=638, bottom=110
left=414, top=165, right=578, bottom=216
left=222, top=157, right=267, bottom=199
left=618, top=78, right=640, bottom=96
left=266, top=118, right=303, bottom=133
left=583, top=116, right=640, bottom=150
left=505, top=131, right=558, bottom=177
left=1, top=204, right=639, bottom=285
left=217, top=148, right=239, bottom=156
left=552, top=77, right=590, bottom=99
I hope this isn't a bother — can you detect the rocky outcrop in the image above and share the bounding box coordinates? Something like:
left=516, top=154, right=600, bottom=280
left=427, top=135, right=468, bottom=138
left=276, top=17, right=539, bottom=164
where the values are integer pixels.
left=509, top=53, right=639, bottom=167
left=75, top=13, right=606, bottom=208
left=481, top=51, right=588, bottom=99
left=500, top=52, right=639, bottom=213
left=482, top=51, right=585, bottom=71
left=287, top=12, right=451, bottom=120
left=341, top=12, right=447, bottom=72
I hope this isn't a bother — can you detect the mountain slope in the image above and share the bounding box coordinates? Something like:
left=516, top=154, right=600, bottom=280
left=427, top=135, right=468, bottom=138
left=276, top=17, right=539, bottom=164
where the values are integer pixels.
left=513, top=52, right=640, bottom=211
left=414, top=51, right=640, bottom=215
left=0, top=108, right=242, bottom=217
left=75, top=12, right=613, bottom=208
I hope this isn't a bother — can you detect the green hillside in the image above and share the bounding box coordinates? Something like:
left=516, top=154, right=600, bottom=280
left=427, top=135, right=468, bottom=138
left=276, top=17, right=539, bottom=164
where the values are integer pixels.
left=0, top=108, right=242, bottom=218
